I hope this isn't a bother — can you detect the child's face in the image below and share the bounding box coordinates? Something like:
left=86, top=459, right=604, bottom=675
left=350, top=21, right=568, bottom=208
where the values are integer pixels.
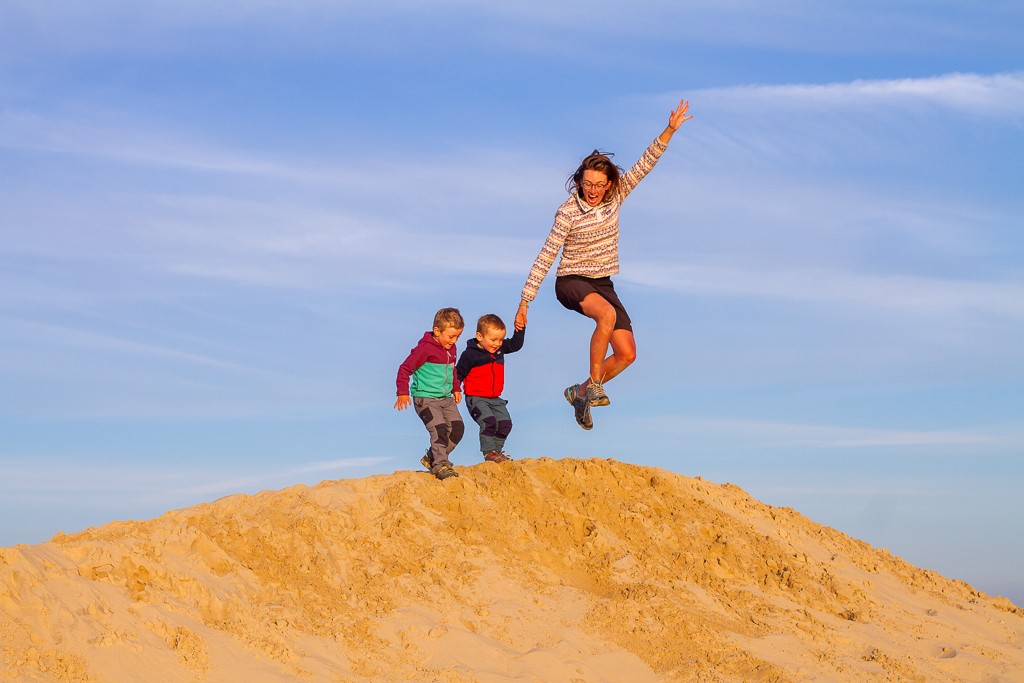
left=476, top=326, right=505, bottom=354
left=433, top=325, right=463, bottom=350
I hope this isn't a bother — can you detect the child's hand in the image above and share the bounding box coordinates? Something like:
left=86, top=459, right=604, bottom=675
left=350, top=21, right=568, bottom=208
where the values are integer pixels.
left=394, top=395, right=411, bottom=411
left=454, top=391, right=462, bottom=405
left=515, top=303, right=528, bottom=330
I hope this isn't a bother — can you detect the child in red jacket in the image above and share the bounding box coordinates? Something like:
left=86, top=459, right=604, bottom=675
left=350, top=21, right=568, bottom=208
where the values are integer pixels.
left=455, top=313, right=525, bottom=463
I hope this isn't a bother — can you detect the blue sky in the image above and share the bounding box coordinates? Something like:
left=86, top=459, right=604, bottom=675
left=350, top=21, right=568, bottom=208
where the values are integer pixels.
left=2, top=2, right=1022, bottom=604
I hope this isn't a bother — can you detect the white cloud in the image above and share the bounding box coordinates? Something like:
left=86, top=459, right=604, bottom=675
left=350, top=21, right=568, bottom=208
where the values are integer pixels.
left=7, top=2, right=1020, bottom=62
left=0, top=108, right=333, bottom=179
left=626, top=261, right=1024, bottom=321
left=645, top=71, right=1024, bottom=173
left=0, top=317, right=267, bottom=373
left=670, top=416, right=1009, bottom=451
left=698, top=71, right=1024, bottom=118
left=165, top=456, right=395, bottom=498
left=0, top=455, right=394, bottom=507
left=1, top=101, right=556, bottom=293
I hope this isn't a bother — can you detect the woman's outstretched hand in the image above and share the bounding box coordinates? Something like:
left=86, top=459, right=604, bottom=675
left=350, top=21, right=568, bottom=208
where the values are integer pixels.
left=668, top=99, right=692, bottom=131
left=659, top=98, right=693, bottom=144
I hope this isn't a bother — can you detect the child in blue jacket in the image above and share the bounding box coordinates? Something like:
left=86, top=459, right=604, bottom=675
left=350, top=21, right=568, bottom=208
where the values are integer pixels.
left=456, top=313, right=525, bottom=463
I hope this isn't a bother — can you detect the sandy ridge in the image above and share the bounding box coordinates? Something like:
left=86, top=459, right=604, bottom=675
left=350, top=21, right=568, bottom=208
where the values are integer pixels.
left=1, top=457, right=1021, bottom=682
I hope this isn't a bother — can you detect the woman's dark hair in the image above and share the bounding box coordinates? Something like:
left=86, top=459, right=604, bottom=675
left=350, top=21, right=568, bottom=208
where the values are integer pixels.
left=566, top=149, right=623, bottom=200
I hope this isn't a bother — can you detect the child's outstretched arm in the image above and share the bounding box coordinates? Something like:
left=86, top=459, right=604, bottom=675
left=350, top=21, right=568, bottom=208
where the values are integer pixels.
left=504, top=326, right=526, bottom=353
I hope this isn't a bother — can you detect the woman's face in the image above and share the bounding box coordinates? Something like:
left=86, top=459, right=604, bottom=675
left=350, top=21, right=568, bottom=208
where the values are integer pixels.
left=580, top=169, right=611, bottom=206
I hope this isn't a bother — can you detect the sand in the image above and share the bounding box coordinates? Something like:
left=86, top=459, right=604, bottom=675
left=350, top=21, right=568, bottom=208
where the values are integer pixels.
left=1, top=457, right=1021, bottom=682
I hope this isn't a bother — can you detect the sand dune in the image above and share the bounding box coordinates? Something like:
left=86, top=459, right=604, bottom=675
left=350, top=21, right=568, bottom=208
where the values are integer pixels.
left=1, top=457, right=1021, bottom=682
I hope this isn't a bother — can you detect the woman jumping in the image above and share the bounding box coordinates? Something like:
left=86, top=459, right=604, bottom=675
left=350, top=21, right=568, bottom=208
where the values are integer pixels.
left=514, top=99, right=693, bottom=430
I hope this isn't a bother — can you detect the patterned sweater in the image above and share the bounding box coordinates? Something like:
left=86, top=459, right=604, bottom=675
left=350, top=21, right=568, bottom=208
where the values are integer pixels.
left=520, top=137, right=669, bottom=303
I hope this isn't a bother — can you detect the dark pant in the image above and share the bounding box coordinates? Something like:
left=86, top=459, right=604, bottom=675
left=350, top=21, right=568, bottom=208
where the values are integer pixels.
left=465, top=395, right=512, bottom=455
left=554, top=275, right=633, bottom=332
left=414, top=396, right=464, bottom=471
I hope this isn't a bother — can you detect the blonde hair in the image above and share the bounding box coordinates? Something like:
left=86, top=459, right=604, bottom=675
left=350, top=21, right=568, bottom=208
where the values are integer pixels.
left=433, top=307, right=464, bottom=331
left=476, top=313, right=506, bottom=335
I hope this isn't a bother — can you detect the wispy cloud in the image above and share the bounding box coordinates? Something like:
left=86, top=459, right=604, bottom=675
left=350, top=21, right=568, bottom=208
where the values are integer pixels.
left=670, top=416, right=1010, bottom=451
left=0, top=455, right=394, bottom=504
left=699, top=71, right=1024, bottom=118
left=0, top=110, right=287, bottom=176
left=627, top=261, right=1024, bottom=321
left=6, top=2, right=1019, bottom=62
left=651, top=71, right=1024, bottom=172
left=615, top=72, right=1024, bottom=329
left=165, top=456, right=395, bottom=498
left=1, top=317, right=259, bottom=371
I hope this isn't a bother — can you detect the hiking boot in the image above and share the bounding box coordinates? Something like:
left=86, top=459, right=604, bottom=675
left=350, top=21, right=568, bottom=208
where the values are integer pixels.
left=484, top=450, right=512, bottom=463
left=587, top=380, right=610, bottom=407
left=435, top=465, right=459, bottom=480
left=420, top=450, right=432, bottom=470
left=564, top=384, right=593, bottom=431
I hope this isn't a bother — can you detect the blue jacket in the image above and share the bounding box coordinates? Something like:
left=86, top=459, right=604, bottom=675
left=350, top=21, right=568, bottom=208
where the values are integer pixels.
left=456, top=328, right=525, bottom=398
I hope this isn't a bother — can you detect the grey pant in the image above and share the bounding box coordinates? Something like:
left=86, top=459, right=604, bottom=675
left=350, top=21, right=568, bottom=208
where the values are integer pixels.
left=465, top=395, right=512, bottom=455
left=414, top=396, right=464, bottom=472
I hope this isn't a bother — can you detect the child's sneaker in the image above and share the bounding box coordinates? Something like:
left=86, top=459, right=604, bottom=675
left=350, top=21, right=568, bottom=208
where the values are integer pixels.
left=587, top=380, right=610, bottom=407
left=435, top=466, right=459, bottom=480
left=484, top=450, right=512, bottom=463
left=564, top=384, right=593, bottom=430
left=420, top=450, right=432, bottom=470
